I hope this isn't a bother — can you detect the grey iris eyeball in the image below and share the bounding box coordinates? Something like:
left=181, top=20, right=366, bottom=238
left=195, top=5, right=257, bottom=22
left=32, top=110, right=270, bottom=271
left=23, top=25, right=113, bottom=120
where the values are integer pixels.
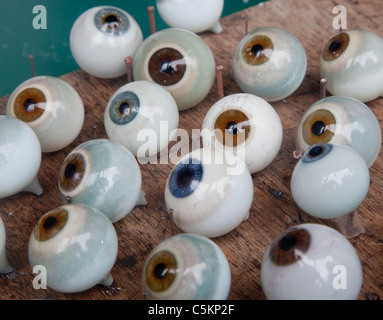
left=232, top=26, right=307, bottom=102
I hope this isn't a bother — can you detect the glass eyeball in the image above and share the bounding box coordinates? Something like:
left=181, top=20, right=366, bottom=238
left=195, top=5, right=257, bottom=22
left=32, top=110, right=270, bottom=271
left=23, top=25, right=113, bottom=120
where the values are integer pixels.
left=201, top=93, right=283, bottom=174
left=320, top=29, right=383, bottom=102
left=156, top=0, right=224, bottom=34
left=232, top=27, right=307, bottom=102
left=290, top=143, right=370, bottom=219
left=6, top=76, right=85, bottom=153
left=0, top=115, right=42, bottom=198
left=295, top=95, right=381, bottom=167
left=70, top=6, right=143, bottom=78
left=58, top=139, right=146, bottom=223
left=0, top=217, right=13, bottom=274
left=261, top=223, right=363, bottom=300
left=132, top=28, right=216, bottom=110
left=104, top=81, right=179, bottom=158
left=28, top=204, right=118, bottom=293
left=142, top=233, right=231, bottom=299
left=164, top=147, right=253, bottom=238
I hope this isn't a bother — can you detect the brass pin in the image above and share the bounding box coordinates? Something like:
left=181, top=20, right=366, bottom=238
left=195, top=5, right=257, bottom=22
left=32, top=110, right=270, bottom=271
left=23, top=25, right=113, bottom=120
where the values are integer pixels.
left=147, top=6, right=156, bottom=35
left=320, top=78, right=327, bottom=100
left=216, top=65, right=224, bottom=99
left=29, top=54, right=36, bottom=77
left=124, top=56, right=133, bottom=83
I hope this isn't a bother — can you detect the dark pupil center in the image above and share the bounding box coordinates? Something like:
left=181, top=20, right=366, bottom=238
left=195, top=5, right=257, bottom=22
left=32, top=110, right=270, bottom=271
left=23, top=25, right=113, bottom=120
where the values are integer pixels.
left=64, top=164, right=77, bottom=179
left=177, top=167, right=195, bottom=189
left=329, top=40, right=341, bottom=53
left=311, top=121, right=326, bottom=136
left=24, top=98, right=36, bottom=112
left=251, top=44, right=264, bottom=58
left=279, top=235, right=297, bottom=251
left=105, top=14, right=119, bottom=27
left=226, top=121, right=238, bottom=135
left=154, top=263, right=168, bottom=279
left=309, top=146, right=324, bottom=158
left=161, top=61, right=175, bottom=74
left=119, top=102, right=131, bottom=116
left=43, top=216, right=57, bottom=230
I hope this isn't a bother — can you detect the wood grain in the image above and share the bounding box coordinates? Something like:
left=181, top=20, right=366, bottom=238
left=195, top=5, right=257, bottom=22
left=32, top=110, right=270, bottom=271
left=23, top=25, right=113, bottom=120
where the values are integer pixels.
left=0, top=0, right=382, bottom=300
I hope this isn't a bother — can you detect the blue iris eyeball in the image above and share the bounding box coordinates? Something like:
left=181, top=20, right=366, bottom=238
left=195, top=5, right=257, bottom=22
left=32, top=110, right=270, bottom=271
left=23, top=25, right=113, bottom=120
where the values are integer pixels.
left=320, top=29, right=383, bottom=102
left=290, top=143, right=370, bottom=220
left=232, top=26, right=307, bottom=102
left=261, top=223, right=363, bottom=300
left=28, top=204, right=118, bottom=293
left=70, top=6, right=143, bottom=78
left=142, top=233, right=231, bottom=300
left=132, top=28, right=216, bottom=110
left=295, top=95, right=381, bottom=167
left=164, top=147, right=254, bottom=238
left=104, top=80, right=179, bottom=158
left=58, top=139, right=146, bottom=223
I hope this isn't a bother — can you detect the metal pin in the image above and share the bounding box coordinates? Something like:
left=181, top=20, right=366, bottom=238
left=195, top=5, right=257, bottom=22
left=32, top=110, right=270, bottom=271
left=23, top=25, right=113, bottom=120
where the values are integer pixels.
left=65, top=196, right=72, bottom=204
left=147, top=6, right=156, bottom=35
left=320, top=78, right=327, bottom=99
left=168, top=209, right=176, bottom=236
left=29, top=54, right=36, bottom=77
left=216, top=65, right=224, bottom=99
left=245, top=20, right=249, bottom=35
left=124, top=56, right=133, bottom=83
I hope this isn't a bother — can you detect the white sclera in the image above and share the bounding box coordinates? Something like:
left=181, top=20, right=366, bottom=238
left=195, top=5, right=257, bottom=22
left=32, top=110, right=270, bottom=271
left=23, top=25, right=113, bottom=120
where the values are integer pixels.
left=0, top=115, right=42, bottom=198
left=232, top=27, right=307, bottom=102
left=164, top=147, right=253, bottom=238
left=0, top=216, right=13, bottom=274
left=202, top=93, right=283, bottom=174
left=142, top=233, right=231, bottom=300
left=6, top=76, right=85, bottom=153
left=70, top=6, right=143, bottom=78
left=261, top=223, right=363, bottom=300
left=156, top=0, right=224, bottom=34
left=320, top=29, right=383, bottom=102
left=290, top=143, right=370, bottom=219
left=28, top=204, right=118, bottom=293
left=104, top=81, right=179, bottom=158
left=295, top=95, right=381, bottom=167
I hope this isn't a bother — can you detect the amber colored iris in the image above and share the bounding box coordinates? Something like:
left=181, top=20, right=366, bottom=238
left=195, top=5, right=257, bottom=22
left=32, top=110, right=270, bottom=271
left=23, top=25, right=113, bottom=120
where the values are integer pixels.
left=242, top=35, right=274, bottom=66
left=302, top=109, right=336, bottom=145
left=59, top=153, right=86, bottom=192
left=270, top=228, right=311, bottom=266
left=34, top=208, right=68, bottom=241
left=145, top=250, right=177, bottom=292
left=148, top=48, right=186, bottom=86
left=13, top=88, right=45, bottom=122
left=322, top=32, right=350, bottom=61
left=214, top=109, right=250, bottom=147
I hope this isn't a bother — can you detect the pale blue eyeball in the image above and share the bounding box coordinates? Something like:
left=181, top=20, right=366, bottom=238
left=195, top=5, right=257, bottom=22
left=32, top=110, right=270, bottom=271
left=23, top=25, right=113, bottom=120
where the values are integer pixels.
left=290, top=143, right=370, bottom=219
left=232, top=27, right=307, bottom=102
left=295, top=95, right=381, bottom=167
left=320, top=29, right=383, bottom=102
left=132, top=28, right=216, bottom=110
left=0, top=115, right=42, bottom=198
left=164, top=147, right=253, bottom=238
left=104, top=80, right=179, bottom=158
left=28, top=204, right=118, bottom=293
left=0, top=216, right=13, bottom=274
left=261, top=223, right=363, bottom=300
left=58, top=139, right=146, bottom=223
left=70, top=6, right=143, bottom=78
left=6, top=76, right=85, bottom=153
left=142, top=233, right=231, bottom=299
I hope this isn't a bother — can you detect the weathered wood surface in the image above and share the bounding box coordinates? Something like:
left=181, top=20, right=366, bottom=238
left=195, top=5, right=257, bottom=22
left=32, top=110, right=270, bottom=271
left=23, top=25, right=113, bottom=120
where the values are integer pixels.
left=0, top=0, right=382, bottom=300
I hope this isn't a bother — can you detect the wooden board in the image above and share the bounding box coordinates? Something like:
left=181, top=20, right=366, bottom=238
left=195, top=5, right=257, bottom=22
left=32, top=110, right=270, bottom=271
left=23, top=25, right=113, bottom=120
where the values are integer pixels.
left=1, top=0, right=382, bottom=300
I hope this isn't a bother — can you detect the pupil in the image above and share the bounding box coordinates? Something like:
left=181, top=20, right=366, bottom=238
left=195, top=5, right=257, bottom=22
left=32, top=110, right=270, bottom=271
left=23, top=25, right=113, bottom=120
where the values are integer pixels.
left=105, top=14, right=119, bottom=27
left=119, top=102, right=131, bottom=116
left=226, top=121, right=238, bottom=135
left=24, top=98, right=36, bottom=112
left=64, top=164, right=77, bottom=179
left=251, top=44, right=264, bottom=58
left=43, top=216, right=57, bottom=230
left=161, top=61, right=175, bottom=74
left=311, top=121, right=326, bottom=136
left=329, top=40, right=341, bottom=53
left=177, top=167, right=195, bottom=189
left=279, top=234, right=297, bottom=251
left=153, top=263, right=167, bottom=279
left=309, top=146, right=323, bottom=158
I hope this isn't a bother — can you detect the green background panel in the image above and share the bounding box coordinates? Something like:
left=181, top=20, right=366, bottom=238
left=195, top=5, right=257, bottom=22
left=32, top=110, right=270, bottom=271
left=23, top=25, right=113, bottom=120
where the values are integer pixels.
left=0, top=0, right=266, bottom=97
